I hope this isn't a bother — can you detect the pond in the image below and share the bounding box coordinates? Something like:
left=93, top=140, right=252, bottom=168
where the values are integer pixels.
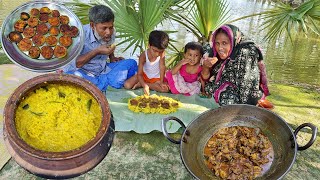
left=1, top=0, right=319, bottom=86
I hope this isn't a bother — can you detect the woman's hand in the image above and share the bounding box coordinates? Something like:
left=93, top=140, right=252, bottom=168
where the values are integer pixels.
left=203, top=57, right=218, bottom=68
left=201, top=57, right=218, bottom=82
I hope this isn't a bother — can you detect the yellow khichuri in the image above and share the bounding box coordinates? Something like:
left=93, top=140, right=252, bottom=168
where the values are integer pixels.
left=15, top=84, right=102, bottom=152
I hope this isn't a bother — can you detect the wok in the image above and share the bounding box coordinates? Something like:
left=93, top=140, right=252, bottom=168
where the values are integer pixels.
left=162, top=104, right=317, bottom=179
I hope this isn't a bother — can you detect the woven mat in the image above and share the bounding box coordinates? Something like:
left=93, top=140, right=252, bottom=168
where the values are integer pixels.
left=105, top=88, right=219, bottom=133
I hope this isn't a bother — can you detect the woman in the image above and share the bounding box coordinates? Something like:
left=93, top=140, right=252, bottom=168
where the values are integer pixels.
left=201, top=24, right=270, bottom=106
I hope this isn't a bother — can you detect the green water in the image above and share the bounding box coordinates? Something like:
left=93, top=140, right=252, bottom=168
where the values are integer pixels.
left=1, top=0, right=319, bottom=86
left=229, top=0, right=320, bottom=86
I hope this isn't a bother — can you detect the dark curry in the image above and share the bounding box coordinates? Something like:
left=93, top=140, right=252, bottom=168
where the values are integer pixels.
left=204, top=126, right=273, bottom=180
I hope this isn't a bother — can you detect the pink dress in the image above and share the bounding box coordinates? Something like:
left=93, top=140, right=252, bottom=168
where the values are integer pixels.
left=166, top=64, right=202, bottom=96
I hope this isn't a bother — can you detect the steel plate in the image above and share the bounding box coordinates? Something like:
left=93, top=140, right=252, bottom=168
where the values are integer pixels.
left=0, top=0, right=84, bottom=72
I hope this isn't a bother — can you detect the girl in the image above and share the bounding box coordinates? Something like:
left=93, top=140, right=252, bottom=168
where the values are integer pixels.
left=166, top=42, right=204, bottom=96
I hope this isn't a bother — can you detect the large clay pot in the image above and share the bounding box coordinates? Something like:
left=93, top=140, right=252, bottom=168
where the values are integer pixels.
left=3, top=74, right=115, bottom=179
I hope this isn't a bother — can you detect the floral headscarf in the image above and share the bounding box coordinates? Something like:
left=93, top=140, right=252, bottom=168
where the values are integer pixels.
left=205, top=24, right=269, bottom=105
left=211, top=24, right=249, bottom=59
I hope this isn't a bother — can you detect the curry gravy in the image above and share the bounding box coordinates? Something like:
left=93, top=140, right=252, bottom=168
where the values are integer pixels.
left=204, top=126, right=274, bottom=179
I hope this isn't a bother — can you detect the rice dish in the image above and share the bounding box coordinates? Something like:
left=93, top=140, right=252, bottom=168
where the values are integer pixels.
left=15, top=83, right=102, bottom=152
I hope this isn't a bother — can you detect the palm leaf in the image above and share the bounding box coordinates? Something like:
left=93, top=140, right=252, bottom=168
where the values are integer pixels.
left=64, top=2, right=95, bottom=24
left=103, top=0, right=175, bottom=54
left=228, top=0, right=320, bottom=43
left=167, top=0, right=230, bottom=43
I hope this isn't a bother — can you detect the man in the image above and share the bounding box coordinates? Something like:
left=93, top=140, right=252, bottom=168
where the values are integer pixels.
left=64, top=5, right=137, bottom=91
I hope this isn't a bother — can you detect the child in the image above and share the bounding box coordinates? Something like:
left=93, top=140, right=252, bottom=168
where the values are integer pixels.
left=166, top=42, right=204, bottom=96
left=124, top=30, right=169, bottom=95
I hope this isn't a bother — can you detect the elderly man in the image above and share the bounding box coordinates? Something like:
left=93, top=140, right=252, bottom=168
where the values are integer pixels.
left=64, top=5, right=137, bottom=91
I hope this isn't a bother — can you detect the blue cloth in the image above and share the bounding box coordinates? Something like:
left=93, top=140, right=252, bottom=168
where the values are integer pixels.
left=66, top=59, right=137, bottom=91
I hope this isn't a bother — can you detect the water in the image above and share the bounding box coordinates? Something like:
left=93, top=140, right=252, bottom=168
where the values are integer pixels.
left=227, top=0, right=320, bottom=86
left=1, top=0, right=319, bottom=86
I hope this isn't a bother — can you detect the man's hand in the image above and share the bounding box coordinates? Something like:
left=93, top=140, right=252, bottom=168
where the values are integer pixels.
left=97, top=44, right=115, bottom=55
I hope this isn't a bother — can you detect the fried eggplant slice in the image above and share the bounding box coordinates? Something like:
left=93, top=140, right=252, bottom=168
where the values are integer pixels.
left=54, top=45, right=67, bottom=58
left=36, top=23, right=48, bottom=35
left=69, top=26, right=79, bottom=37
left=41, top=46, right=54, bottom=59
left=45, top=35, right=58, bottom=46
left=27, top=17, right=38, bottom=27
left=28, top=46, right=41, bottom=59
left=59, top=35, right=72, bottom=47
left=23, top=27, right=35, bottom=38
left=39, top=13, right=49, bottom=23
left=30, top=8, right=40, bottom=17
left=20, top=12, right=30, bottom=20
left=49, top=26, right=59, bottom=36
left=60, top=24, right=70, bottom=35
left=18, top=38, right=32, bottom=51
left=8, top=31, right=23, bottom=43
left=51, top=10, right=60, bottom=17
left=48, top=17, right=60, bottom=26
left=14, top=20, right=27, bottom=32
left=40, top=7, right=50, bottom=14
left=32, top=34, right=45, bottom=46
left=59, top=15, right=69, bottom=25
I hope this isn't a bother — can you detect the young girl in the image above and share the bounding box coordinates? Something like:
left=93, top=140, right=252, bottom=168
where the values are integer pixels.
left=166, top=42, right=204, bottom=96
left=124, top=30, right=170, bottom=95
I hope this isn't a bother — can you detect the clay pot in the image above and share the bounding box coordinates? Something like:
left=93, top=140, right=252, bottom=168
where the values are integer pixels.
left=3, top=74, right=115, bottom=179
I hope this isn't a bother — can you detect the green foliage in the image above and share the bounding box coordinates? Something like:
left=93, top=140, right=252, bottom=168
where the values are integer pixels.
left=65, top=2, right=94, bottom=24
left=104, top=0, right=174, bottom=54
left=261, top=0, right=320, bottom=42
left=167, top=0, right=230, bottom=43
left=166, top=49, right=184, bottom=69
left=229, top=0, right=320, bottom=43
left=164, top=0, right=230, bottom=67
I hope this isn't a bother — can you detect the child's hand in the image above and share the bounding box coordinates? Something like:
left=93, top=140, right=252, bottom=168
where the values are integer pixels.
left=160, top=82, right=168, bottom=90
left=143, top=85, right=150, bottom=96
left=180, top=58, right=190, bottom=65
